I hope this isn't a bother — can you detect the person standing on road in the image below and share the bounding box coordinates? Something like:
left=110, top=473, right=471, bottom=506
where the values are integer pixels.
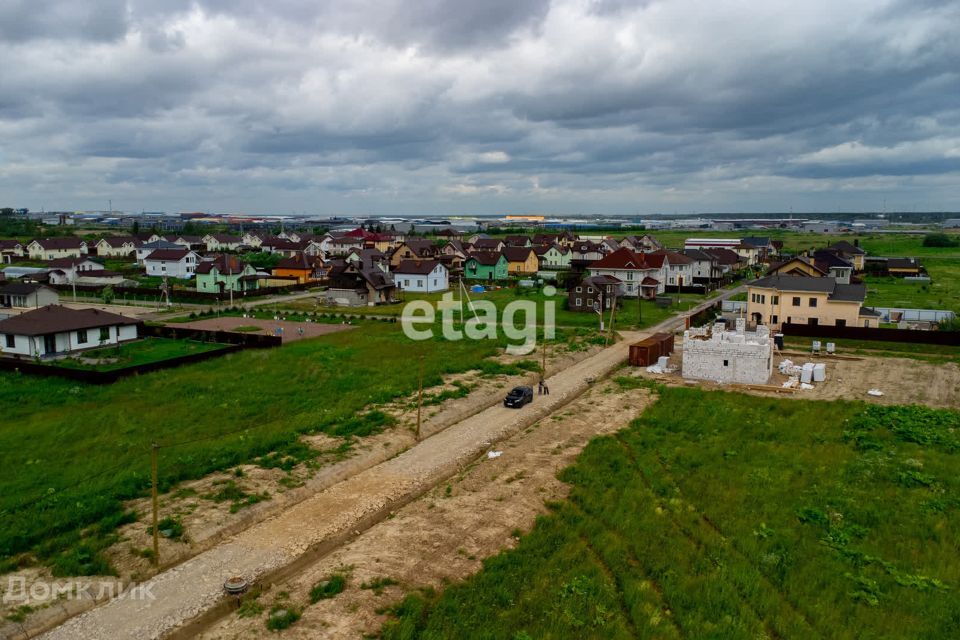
left=543, top=381, right=550, bottom=395
left=538, top=379, right=544, bottom=395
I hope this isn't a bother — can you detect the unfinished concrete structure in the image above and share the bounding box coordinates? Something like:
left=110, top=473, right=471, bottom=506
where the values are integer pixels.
left=682, top=318, right=773, bottom=385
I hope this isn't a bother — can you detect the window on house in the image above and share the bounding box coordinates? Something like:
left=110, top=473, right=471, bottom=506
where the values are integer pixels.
left=760, top=295, right=765, bottom=304
left=77, top=329, right=88, bottom=344
left=586, top=287, right=593, bottom=294
left=575, top=298, right=582, bottom=306
left=836, top=319, right=846, bottom=328
left=4, top=334, right=13, bottom=348
left=809, top=297, right=817, bottom=307
left=575, top=286, right=582, bottom=292
left=772, top=295, right=779, bottom=304
left=723, top=359, right=729, bottom=367
left=99, top=327, right=110, bottom=341
left=792, top=296, right=801, bottom=306
left=808, top=318, right=818, bottom=326
left=771, top=315, right=778, bottom=324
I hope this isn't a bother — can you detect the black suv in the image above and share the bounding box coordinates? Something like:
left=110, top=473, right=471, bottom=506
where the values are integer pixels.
left=504, top=385, right=534, bottom=408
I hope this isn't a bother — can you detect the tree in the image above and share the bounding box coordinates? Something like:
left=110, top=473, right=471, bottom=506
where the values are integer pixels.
left=132, top=220, right=141, bottom=235
left=101, top=285, right=115, bottom=305
left=923, top=233, right=959, bottom=248
left=0, top=207, right=14, bottom=216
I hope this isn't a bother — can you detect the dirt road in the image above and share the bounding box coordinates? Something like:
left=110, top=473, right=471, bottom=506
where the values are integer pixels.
left=38, top=329, right=646, bottom=640
left=36, top=289, right=737, bottom=640
left=200, top=380, right=656, bottom=639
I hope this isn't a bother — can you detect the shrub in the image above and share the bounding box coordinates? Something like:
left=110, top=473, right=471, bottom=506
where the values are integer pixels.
left=309, top=573, right=347, bottom=603
left=265, top=605, right=300, bottom=631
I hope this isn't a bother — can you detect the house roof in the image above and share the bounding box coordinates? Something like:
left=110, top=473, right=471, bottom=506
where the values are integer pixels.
left=274, top=253, right=315, bottom=270
left=702, top=247, right=741, bottom=265
left=651, top=249, right=692, bottom=264
left=589, top=247, right=665, bottom=270
left=766, top=256, right=827, bottom=276
left=582, top=274, right=621, bottom=287
left=31, top=237, right=85, bottom=249
left=0, top=305, right=139, bottom=336
left=682, top=248, right=716, bottom=262
left=47, top=257, right=100, bottom=268
left=502, top=246, right=536, bottom=262
left=812, top=251, right=853, bottom=269
left=196, top=254, right=248, bottom=275
left=504, top=235, right=530, bottom=246
left=210, top=234, right=241, bottom=243
left=175, top=235, right=204, bottom=243
left=641, top=277, right=660, bottom=286
left=0, top=240, right=23, bottom=249
left=750, top=275, right=866, bottom=302
left=97, top=236, right=138, bottom=246
left=145, top=249, right=193, bottom=261
left=832, top=283, right=867, bottom=301
left=395, top=259, right=443, bottom=275
left=887, top=257, right=921, bottom=269
left=466, top=251, right=505, bottom=266
left=0, top=282, right=53, bottom=295
left=828, top=240, right=865, bottom=255
left=741, top=236, right=772, bottom=248
left=140, top=240, right=182, bottom=251
left=751, top=275, right=836, bottom=293
left=471, top=238, right=503, bottom=251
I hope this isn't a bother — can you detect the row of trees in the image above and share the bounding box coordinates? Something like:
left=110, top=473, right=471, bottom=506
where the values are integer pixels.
left=1, top=207, right=29, bottom=216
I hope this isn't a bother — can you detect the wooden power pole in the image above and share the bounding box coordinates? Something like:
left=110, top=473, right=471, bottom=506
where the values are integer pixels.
left=416, top=356, right=424, bottom=441
left=150, top=443, right=160, bottom=567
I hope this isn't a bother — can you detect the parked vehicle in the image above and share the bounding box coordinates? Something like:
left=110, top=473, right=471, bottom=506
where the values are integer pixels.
left=503, top=385, right=533, bottom=408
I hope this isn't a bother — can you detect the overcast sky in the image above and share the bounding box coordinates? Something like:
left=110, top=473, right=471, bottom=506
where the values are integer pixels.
left=1, top=0, right=958, bottom=216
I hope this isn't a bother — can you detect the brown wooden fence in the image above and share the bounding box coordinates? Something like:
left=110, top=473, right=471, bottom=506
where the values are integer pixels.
left=781, top=322, right=960, bottom=346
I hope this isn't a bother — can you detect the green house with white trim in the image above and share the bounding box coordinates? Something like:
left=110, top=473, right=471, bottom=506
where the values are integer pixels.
left=196, top=255, right=260, bottom=293
left=464, top=252, right=509, bottom=281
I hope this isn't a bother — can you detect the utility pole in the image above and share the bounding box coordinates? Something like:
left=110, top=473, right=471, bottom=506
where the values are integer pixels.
left=151, top=443, right=160, bottom=567
left=416, top=355, right=424, bottom=441
left=608, top=294, right=618, bottom=345
left=637, top=290, right=642, bottom=327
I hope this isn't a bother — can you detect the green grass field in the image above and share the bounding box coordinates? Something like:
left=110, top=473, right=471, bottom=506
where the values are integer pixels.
left=382, top=387, right=960, bottom=639
left=283, top=287, right=709, bottom=331
left=0, top=323, right=543, bottom=575
left=54, top=337, right=229, bottom=371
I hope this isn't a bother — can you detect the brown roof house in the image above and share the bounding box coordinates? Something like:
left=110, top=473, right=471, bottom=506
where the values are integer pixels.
left=0, top=305, right=139, bottom=359
left=323, top=262, right=396, bottom=307
left=0, top=283, right=60, bottom=309
left=568, top=275, right=621, bottom=313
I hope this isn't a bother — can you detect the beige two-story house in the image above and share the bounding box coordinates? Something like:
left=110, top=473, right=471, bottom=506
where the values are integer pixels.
left=746, top=275, right=879, bottom=330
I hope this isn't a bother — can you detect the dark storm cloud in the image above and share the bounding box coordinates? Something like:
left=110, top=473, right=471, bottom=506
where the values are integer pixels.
left=1, top=0, right=959, bottom=214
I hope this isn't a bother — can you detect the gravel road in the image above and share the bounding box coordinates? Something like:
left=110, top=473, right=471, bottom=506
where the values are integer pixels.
left=38, top=288, right=738, bottom=640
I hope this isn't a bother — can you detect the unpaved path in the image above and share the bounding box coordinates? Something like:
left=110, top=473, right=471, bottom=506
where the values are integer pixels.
left=38, top=330, right=645, bottom=640
left=36, top=289, right=732, bottom=640
left=199, top=380, right=656, bottom=638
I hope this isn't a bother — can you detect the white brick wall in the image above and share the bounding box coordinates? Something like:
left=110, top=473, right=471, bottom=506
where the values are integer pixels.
left=681, top=322, right=773, bottom=385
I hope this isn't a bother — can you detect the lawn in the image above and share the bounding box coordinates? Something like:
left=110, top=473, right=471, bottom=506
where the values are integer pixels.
left=0, top=322, right=543, bottom=575
left=283, top=287, right=708, bottom=331
left=382, top=387, right=960, bottom=639
left=54, top=337, right=230, bottom=371
left=863, top=258, right=960, bottom=314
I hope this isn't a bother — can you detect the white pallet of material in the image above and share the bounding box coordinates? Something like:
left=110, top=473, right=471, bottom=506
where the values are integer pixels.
left=813, top=363, right=826, bottom=382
